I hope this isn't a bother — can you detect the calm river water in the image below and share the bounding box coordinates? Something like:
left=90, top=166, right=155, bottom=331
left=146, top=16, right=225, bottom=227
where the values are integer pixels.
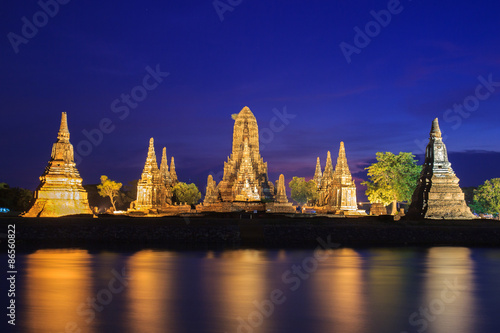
left=4, top=247, right=500, bottom=333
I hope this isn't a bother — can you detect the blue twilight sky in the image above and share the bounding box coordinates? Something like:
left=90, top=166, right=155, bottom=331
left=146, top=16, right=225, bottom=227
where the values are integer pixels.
left=1, top=0, right=499, bottom=199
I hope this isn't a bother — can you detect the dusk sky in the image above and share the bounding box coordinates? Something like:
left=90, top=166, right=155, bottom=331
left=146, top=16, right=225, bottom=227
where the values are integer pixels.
left=2, top=0, right=499, bottom=199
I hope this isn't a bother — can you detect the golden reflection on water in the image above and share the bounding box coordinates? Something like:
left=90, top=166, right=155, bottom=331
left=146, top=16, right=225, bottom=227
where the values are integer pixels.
left=126, top=250, right=178, bottom=333
left=313, top=248, right=367, bottom=333
left=205, top=250, right=269, bottom=333
left=424, top=247, right=475, bottom=333
left=24, top=249, right=93, bottom=333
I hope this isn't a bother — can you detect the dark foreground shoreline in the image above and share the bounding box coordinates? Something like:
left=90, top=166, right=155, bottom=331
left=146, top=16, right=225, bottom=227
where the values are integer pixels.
left=2, top=214, right=500, bottom=251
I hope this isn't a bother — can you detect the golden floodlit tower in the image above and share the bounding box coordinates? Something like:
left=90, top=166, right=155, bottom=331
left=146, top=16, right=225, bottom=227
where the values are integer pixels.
left=24, top=112, right=92, bottom=217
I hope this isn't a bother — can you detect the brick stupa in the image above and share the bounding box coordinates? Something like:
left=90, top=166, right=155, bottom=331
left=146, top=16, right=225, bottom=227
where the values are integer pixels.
left=408, top=118, right=474, bottom=219
left=24, top=112, right=92, bottom=217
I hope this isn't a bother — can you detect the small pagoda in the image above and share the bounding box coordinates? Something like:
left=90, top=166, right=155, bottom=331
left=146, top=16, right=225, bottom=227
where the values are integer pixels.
left=24, top=112, right=92, bottom=217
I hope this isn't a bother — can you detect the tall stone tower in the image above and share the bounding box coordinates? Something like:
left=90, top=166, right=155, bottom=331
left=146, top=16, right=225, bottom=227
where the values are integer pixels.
left=408, top=118, right=474, bottom=219
left=24, top=112, right=92, bottom=217
left=217, top=106, right=275, bottom=202
left=134, top=138, right=165, bottom=210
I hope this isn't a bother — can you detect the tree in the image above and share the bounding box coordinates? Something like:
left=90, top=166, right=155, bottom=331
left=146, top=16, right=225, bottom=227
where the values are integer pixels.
left=472, top=178, right=500, bottom=217
left=97, top=175, right=122, bottom=212
left=172, top=182, right=201, bottom=205
left=362, top=152, right=421, bottom=215
left=0, top=183, right=33, bottom=212
left=288, top=177, right=317, bottom=205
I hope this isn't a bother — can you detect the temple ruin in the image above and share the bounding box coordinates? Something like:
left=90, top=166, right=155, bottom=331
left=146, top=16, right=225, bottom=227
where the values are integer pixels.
left=129, top=138, right=189, bottom=215
left=24, top=112, right=92, bottom=217
left=315, top=142, right=365, bottom=215
left=407, top=118, right=474, bottom=219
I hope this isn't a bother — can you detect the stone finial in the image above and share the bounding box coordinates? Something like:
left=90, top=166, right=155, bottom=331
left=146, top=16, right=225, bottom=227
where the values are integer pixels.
left=430, top=118, right=442, bottom=138
left=57, top=112, right=70, bottom=142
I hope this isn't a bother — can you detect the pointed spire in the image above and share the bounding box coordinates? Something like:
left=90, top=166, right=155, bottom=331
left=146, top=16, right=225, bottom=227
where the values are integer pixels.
left=430, top=118, right=442, bottom=139
left=313, top=157, right=322, bottom=188
left=334, top=141, right=351, bottom=176
left=324, top=151, right=334, bottom=177
left=147, top=138, right=158, bottom=166
left=170, top=156, right=178, bottom=184
left=57, top=112, right=70, bottom=142
left=159, top=147, right=171, bottom=185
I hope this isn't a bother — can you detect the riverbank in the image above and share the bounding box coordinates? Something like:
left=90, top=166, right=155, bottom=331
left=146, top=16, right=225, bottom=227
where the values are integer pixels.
left=3, top=214, right=500, bottom=251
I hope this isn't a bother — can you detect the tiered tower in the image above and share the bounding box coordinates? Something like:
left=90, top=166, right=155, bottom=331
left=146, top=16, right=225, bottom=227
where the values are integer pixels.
left=216, top=106, right=275, bottom=202
left=331, top=142, right=357, bottom=211
left=24, top=112, right=92, bottom=217
left=408, top=118, right=474, bottom=219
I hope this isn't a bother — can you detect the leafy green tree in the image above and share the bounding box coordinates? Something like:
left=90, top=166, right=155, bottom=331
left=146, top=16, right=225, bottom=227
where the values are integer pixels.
left=172, top=182, right=201, bottom=205
left=288, top=177, right=317, bottom=205
left=472, top=178, right=500, bottom=217
left=362, top=152, right=421, bottom=215
left=97, top=175, right=122, bottom=211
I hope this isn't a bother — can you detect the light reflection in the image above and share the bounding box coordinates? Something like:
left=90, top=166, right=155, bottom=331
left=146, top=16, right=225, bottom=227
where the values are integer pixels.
left=204, top=250, right=269, bottom=333
left=424, top=247, right=476, bottom=333
left=126, top=250, right=178, bottom=333
left=24, top=249, right=93, bottom=333
left=313, top=248, right=367, bottom=333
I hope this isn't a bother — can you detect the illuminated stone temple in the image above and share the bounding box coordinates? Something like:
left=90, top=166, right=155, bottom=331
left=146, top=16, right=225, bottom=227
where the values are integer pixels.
left=407, top=118, right=474, bottom=219
left=315, top=142, right=365, bottom=215
left=129, top=138, right=187, bottom=215
left=24, top=112, right=92, bottom=217
left=199, top=106, right=279, bottom=212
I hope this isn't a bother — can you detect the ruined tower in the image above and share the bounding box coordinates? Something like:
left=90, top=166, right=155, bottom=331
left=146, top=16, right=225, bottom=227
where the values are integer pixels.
left=408, top=118, right=474, bottom=219
left=24, top=112, right=92, bottom=217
